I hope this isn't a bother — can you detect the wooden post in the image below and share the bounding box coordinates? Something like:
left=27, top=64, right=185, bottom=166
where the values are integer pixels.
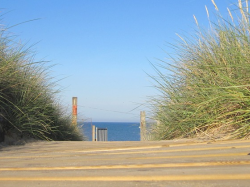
left=92, top=125, right=95, bottom=141
left=96, top=127, right=98, bottom=141
left=140, top=111, right=146, bottom=141
left=72, top=97, right=77, bottom=126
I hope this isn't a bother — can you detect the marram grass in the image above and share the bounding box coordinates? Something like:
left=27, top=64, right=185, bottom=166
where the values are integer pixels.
left=150, top=0, right=250, bottom=140
left=0, top=23, right=84, bottom=141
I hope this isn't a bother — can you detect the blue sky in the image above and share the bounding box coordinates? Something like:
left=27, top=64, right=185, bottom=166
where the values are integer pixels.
left=1, top=0, right=239, bottom=122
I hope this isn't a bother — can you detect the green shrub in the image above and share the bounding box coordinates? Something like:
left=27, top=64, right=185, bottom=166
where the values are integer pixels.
left=0, top=23, right=83, bottom=141
left=151, top=0, right=250, bottom=140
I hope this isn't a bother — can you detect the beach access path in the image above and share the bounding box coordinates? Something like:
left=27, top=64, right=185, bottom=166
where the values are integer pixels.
left=0, top=139, right=250, bottom=187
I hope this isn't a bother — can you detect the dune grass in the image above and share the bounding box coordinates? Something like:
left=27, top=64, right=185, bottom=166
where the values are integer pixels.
left=0, top=23, right=83, bottom=141
left=150, top=0, right=250, bottom=140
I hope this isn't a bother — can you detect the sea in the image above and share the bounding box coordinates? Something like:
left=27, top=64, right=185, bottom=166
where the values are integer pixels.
left=80, top=122, right=140, bottom=141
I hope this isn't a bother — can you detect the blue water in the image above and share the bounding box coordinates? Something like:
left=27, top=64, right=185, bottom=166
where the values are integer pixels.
left=81, top=122, right=140, bottom=141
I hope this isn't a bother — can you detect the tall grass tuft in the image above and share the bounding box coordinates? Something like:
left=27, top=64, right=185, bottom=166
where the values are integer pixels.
left=150, top=0, right=250, bottom=140
left=0, top=23, right=83, bottom=141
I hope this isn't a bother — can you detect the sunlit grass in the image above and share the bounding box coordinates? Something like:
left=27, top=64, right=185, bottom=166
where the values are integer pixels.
left=0, top=22, right=84, bottom=141
left=150, top=0, right=250, bottom=140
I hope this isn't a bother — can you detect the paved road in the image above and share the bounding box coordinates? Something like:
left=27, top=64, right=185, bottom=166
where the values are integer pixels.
left=0, top=139, right=250, bottom=187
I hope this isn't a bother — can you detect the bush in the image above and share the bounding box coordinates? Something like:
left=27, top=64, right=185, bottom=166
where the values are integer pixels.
left=151, top=0, right=250, bottom=140
left=0, top=22, right=83, bottom=141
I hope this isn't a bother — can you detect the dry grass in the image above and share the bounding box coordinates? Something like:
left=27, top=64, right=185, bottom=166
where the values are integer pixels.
left=150, top=0, right=250, bottom=140
left=0, top=21, right=84, bottom=141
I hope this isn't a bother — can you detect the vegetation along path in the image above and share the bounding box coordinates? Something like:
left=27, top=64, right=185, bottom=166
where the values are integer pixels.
left=0, top=139, right=250, bottom=187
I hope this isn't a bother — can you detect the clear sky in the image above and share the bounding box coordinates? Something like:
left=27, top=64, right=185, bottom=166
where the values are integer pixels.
left=0, top=0, right=239, bottom=122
